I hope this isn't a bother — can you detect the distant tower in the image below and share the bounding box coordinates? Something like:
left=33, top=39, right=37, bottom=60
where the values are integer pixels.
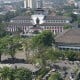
left=24, top=0, right=32, bottom=9
left=24, top=0, right=43, bottom=9
left=28, top=0, right=32, bottom=8
left=36, top=0, right=43, bottom=8
left=24, top=0, right=27, bottom=8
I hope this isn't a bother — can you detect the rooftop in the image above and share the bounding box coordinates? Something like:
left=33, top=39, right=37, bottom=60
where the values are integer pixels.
left=44, top=16, right=71, bottom=20
left=11, top=15, right=71, bottom=21
left=41, top=23, right=71, bottom=26
left=11, top=16, right=31, bottom=20
left=6, top=22, right=70, bottom=27
left=55, top=28, right=80, bottom=44
left=6, top=22, right=33, bottom=27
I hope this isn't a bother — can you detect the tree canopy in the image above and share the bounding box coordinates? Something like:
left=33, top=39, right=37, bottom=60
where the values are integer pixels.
left=32, top=30, right=54, bottom=48
left=48, top=72, right=63, bottom=80
left=0, top=67, right=32, bottom=80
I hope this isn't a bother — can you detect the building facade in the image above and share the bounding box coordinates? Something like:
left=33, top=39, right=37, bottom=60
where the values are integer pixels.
left=6, top=15, right=71, bottom=36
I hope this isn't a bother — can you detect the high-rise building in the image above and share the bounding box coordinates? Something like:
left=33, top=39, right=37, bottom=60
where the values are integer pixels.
left=24, top=0, right=27, bottom=8
left=24, top=0, right=32, bottom=8
left=28, top=0, right=32, bottom=8
left=24, top=0, right=43, bottom=9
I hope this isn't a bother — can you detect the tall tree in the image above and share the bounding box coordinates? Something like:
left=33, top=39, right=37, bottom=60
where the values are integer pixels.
left=0, top=38, right=7, bottom=62
left=21, top=38, right=33, bottom=63
left=6, top=36, right=21, bottom=61
left=48, top=72, right=63, bottom=80
left=31, top=31, right=55, bottom=66
left=32, top=30, right=54, bottom=48
left=0, top=23, right=9, bottom=37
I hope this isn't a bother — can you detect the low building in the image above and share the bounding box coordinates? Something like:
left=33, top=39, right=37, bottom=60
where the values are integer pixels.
left=6, top=15, right=71, bottom=36
left=55, top=28, right=80, bottom=51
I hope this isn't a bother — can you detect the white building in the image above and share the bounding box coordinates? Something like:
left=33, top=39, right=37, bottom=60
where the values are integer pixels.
left=24, top=0, right=32, bottom=8
left=24, top=0, right=27, bottom=8
left=24, top=0, right=43, bottom=9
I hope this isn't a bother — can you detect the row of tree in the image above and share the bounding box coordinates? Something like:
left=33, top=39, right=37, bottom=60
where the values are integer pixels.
left=0, top=36, right=21, bottom=62
left=0, top=30, right=80, bottom=63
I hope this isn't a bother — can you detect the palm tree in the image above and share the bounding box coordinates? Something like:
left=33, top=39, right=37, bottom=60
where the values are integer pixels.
left=15, top=68, right=32, bottom=80
left=6, top=36, right=21, bottom=62
left=21, top=38, right=32, bottom=63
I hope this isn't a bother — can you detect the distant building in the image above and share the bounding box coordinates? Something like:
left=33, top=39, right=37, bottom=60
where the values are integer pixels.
left=77, top=1, right=80, bottom=8
left=73, top=9, right=80, bottom=15
left=24, top=0, right=32, bottom=8
left=24, top=0, right=27, bottom=8
left=67, top=0, right=75, bottom=5
left=43, top=0, right=53, bottom=9
left=53, top=0, right=67, bottom=5
left=6, top=15, right=71, bottom=36
left=55, top=28, right=80, bottom=51
left=23, top=0, right=43, bottom=9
